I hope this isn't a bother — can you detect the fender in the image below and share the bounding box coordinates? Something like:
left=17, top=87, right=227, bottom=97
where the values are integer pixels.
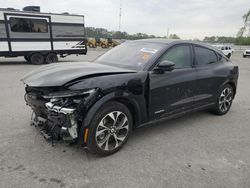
left=79, top=91, right=145, bottom=146
left=213, top=65, right=238, bottom=100
left=217, top=76, right=237, bottom=100
left=82, top=91, right=146, bottom=129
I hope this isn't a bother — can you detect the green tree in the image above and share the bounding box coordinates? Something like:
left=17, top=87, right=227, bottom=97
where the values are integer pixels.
left=168, top=34, right=180, bottom=39
left=85, top=27, right=165, bottom=40
left=237, top=9, right=250, bottom=37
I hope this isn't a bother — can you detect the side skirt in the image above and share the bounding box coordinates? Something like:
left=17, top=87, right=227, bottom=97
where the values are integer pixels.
left=136, top=103, right=215, bottom=129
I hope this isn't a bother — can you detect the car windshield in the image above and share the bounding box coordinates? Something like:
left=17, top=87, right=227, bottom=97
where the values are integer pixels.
left=95, top=41, right=166, bottom=70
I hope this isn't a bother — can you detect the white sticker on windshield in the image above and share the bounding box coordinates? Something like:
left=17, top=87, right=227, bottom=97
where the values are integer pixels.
left=140, top=48, right=158, bottom=54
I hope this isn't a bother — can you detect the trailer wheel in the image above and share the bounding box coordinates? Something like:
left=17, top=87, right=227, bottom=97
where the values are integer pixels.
left=30, top=53, right=45, bottom=65
left=45, top=53, right=58, bottom=64
left=24, top=56, right=30, bottom=62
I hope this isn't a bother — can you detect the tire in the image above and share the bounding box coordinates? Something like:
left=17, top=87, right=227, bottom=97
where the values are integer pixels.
left=212, top=84, right=234, bottom=115
left=227, top=53, right=231, bottom=58
left=45, top=53, right=58, bottom=64
left=30, top=53, right=45, bottom=65
left=24, top=56, right=30, bottom=62
left=243, top=55, right=246, bottom=58
left=87, top=101, right=132, bottom=156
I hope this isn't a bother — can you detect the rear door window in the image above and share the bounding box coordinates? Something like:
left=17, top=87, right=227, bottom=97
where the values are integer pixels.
left=194, top=46, right=218, bottom=66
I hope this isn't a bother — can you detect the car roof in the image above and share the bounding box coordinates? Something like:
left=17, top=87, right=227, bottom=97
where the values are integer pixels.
left=134, top=38, right=223, bottom=54
left=135, top=38, right=180, bottom=44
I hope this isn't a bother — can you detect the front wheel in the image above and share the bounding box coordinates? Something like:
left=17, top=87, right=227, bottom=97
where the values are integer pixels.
left=87, top=102, right=132, bottom=156
left=212, top=84, right=234, bottom=115
left=101, top=44, right=107, bottom=48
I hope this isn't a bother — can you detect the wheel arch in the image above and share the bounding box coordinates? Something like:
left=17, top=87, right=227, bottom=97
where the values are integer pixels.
left=112, top=97, right=141, bottom=129
left=83, top=93, right=143, bottom=130
left=219, top=80, right=236, bottom=98
left=79, top=94, right=141, bottom=146
left=226, top=81, right=236, bottom=98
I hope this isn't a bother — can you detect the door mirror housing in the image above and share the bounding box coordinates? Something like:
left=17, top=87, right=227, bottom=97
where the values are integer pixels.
left=153, top=60, right=175, bottom=73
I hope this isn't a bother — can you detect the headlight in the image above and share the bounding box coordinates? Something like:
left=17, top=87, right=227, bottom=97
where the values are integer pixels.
left=43, top=89, right=97, bottom=99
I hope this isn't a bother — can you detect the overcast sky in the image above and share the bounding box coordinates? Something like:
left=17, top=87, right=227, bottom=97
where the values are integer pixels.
left=1, top=0, right=249, bottom=39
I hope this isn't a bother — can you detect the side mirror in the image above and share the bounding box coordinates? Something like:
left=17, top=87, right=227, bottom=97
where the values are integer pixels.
left=153, top=60, right=175, bottom=73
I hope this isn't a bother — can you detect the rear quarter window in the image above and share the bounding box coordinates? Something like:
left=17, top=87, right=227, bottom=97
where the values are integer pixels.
left=218, top=53, right=229, bottom=63
left=194, top=46, right=218, bottom=66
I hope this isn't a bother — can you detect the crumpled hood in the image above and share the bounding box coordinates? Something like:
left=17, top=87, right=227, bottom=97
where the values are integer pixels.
left=21, top=62, right=136, bottom=87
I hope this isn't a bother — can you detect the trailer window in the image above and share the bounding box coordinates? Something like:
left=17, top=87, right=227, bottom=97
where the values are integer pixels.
left=10, top=17, right=48, bottom=33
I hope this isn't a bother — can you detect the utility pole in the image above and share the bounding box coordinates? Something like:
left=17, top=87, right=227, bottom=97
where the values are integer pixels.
left=119, top=0, right=122, bottom=32
left=167, top=28, right=169, bottom=38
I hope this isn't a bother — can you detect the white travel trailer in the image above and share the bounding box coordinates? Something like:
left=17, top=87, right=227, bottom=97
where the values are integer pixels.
left=0, top=6, right=87, bottom=64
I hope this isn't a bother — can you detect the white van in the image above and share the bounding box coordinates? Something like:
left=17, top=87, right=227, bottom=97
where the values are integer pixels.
left=213, top=45, right=233, bottom=58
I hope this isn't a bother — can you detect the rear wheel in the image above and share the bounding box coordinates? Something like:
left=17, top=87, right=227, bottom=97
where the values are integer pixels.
left=87, top=102, right=132, bottom=156
left=212, top=84, right=234, bottom=115
left=30, top=53, right=44, bottom=65
left=45, top=53, right=58, bottom=64
left=243, top=55, right=246, bottom=58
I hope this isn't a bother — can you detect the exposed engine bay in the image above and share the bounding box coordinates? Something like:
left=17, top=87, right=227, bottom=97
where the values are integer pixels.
left=25, top=86, right=100, bottom=144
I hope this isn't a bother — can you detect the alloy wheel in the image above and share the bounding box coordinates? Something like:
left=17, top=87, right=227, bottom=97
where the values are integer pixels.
left=219, top=87, right=233, bottom=113
left=95, top=111, right=129, bottom=151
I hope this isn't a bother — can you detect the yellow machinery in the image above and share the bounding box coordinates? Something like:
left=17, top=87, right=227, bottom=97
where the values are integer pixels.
left=96, top=37, right=120, bottom=48
left=94, top=37, right=108, bottom=48
left=87, top=38, right=97, bottom=48
left=95, top=37, right=103, bottom=47
left=87, top=37, right=120, bottom=48
left=100, top=38, right=109, bottom=48
left=108, top=38, right=120, bottom=47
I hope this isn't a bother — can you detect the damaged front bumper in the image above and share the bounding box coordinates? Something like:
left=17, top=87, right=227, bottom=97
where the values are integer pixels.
left=25, top=87, right=100, bottom=144
left=30, top=101, right=78, bottom=143
left=46, top=101, right=78, bottom=140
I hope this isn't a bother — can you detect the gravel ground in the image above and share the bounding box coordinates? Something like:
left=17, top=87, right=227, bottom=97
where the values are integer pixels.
left=0, top=49, right=250, bottom=188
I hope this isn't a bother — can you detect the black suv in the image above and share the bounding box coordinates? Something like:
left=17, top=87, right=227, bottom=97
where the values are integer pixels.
left=22, top=39, right=239, bottom=155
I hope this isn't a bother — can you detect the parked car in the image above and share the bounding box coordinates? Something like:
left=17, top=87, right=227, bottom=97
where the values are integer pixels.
left=22, top=39, right=239, bottom=156
left=213, top=45, right=233, bottom=58
left=243, top=49, right=250, bottom=58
